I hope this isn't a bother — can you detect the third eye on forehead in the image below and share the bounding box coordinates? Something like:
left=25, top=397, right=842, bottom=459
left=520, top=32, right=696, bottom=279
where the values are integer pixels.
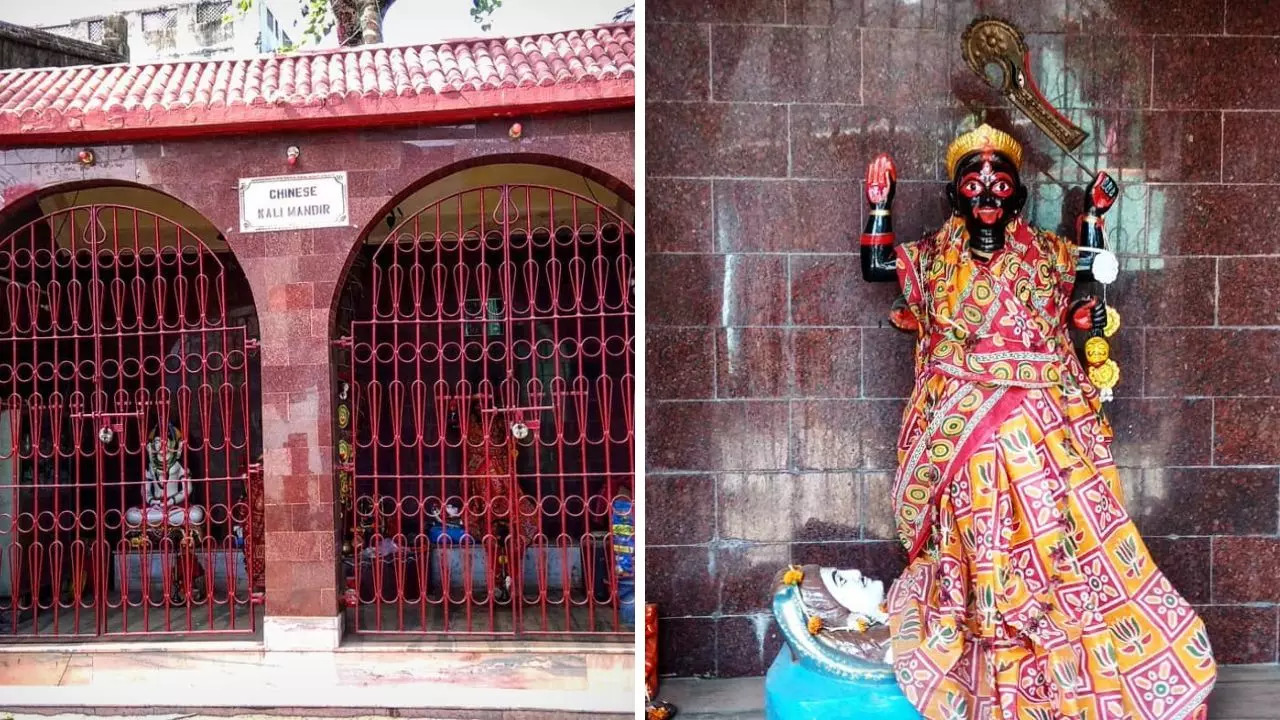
left=959, top=151, right=1016, bottom=173
left=959, top=172, right=1014, bottom=199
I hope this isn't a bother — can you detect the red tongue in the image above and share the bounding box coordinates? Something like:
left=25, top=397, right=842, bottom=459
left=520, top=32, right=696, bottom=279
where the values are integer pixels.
left=976, top=208, right=1002, bottom=223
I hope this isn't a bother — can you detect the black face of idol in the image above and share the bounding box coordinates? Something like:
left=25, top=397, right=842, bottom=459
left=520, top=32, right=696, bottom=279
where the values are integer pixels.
left=946, top=151, right=1028, bottom=255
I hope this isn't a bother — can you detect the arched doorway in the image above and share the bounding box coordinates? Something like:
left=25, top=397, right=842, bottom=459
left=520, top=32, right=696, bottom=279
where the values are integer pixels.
left=332, top=162, right=634, bottom=639
left=0, top=184, right=264, bottom=640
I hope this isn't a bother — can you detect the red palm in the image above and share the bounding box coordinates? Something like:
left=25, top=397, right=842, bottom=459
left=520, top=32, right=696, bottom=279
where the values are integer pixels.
left=865, top=153, right=897, bottom=207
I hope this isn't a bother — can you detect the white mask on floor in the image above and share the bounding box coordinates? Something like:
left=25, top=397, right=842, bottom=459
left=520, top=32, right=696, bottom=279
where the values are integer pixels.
left=820, top=568, right=888, bottom=623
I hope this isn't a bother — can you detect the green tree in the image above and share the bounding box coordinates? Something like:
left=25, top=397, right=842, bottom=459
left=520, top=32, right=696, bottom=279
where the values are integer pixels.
left=232, top=0, right=507, bottom=48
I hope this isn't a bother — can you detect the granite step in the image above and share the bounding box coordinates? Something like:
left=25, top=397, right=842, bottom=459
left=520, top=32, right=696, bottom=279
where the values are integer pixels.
left=0, top=646, right=632, bottom=718
left=655, top=665, right=1280, bottom=720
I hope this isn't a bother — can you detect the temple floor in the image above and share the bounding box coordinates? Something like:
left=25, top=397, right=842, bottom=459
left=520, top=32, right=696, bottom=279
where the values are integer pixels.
left=655, top=667, right=1278, bottom=720
left=0, top=644, right=632, bottom=716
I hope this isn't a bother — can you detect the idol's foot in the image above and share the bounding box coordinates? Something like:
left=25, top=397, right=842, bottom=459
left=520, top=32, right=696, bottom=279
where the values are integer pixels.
left=646, top=699, right=677, bottom=720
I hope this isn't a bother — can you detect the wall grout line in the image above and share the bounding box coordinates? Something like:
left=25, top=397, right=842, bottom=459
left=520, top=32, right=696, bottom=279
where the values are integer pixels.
left=656, top=18, right=1280, bottom=38
left=1214, top=257, right=1221, bottom=327
left=706, top=22, right=714, bottom=102
left=1220, top=111, right=1226, bottom=183
left=649, top=321, right=1280, bottom=331
left=858, top=26, right=865, bottom=107
left=1209, top=535, right=1216, bottom=604
left=1210, top=397, right=1217, bottom=467
left=785, top=104, right=793, bottom=178
left=651, top=96, right=1280, bottom=111
left=647, top=171, right=1280, bottom=186
left=1150, top=29, right=1157, bottom=108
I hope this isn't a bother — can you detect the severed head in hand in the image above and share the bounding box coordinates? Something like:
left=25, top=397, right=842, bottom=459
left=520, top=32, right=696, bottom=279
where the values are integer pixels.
left=819, top=568, right=888, bottom=625
left=775, top=564, right=894, bottom=666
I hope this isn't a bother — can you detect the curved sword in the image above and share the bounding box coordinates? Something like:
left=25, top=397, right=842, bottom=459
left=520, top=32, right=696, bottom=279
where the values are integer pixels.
left=961, top=16, right=1095, bottom=175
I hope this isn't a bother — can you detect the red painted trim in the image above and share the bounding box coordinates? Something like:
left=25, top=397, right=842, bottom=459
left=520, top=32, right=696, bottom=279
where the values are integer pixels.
left=0, top=78, right=633, bottom=148
left=905, top=387, right=1027, bottom=564
left=1021, top=50, right=1075, bottom=129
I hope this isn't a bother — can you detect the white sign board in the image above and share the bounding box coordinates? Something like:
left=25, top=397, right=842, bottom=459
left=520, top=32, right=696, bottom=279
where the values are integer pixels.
left=239, top=171, right=349, bottom=233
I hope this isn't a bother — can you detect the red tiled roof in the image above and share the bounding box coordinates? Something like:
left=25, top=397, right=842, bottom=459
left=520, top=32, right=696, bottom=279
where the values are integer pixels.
left=0, top=23, right=634, bottom=146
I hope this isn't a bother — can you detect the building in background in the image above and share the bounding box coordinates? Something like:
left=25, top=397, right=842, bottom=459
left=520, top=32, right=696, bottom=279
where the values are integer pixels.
left=29, top=0, right=298, bottom=62
left=0, top=19, right=125, bottom=69
left=0, top=19, right=125, bottom=206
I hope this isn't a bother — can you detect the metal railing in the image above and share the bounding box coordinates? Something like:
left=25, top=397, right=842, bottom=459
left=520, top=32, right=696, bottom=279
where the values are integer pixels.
left=335, top=184, right=635, bottom=639
left=0, top=205, right=262, bottom=640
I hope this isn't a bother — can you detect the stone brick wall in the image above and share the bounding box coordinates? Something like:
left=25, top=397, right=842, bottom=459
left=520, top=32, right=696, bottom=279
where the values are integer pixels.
left=0, top=19, right=124, bottom=69
left=646, top=0, right=1280, bottom=677
left=0, top=110, right=633, bottom=621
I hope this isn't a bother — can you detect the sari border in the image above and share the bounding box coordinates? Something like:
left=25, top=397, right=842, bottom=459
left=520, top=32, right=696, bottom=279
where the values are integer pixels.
left=899, top=384, right=1025, bottom=562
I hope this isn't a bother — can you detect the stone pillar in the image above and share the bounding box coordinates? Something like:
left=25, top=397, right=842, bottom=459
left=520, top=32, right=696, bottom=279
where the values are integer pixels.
left=253, top=262, right=343, bottom=651
left=101, top=14, right=128, bottom=60
left=358, top=0, right=382, bottom=45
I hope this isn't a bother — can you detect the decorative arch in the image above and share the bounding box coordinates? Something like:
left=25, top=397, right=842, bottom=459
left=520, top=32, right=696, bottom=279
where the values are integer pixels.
left=329, top=158, right=634, bottom=639
left=328, top=153, right=634, bottom=330
left=0, top=182, right=264, bottom=640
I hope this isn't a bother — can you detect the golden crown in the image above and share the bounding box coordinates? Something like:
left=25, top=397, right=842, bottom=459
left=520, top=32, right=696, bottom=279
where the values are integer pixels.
left=945, top=123, right=1023, bottom=178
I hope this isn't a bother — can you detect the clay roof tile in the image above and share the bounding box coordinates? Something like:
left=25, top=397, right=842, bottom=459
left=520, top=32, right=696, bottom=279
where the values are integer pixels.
left=0, top=22, right=634, bottom=142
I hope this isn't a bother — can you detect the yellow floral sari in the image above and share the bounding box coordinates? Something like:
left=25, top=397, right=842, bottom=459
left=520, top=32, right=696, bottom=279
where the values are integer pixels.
left=886, top=217, right=1215, bottom=720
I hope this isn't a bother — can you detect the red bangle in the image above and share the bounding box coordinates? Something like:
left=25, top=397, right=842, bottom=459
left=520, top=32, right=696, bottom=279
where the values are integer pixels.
left=861, top=233, right=893, bottom=247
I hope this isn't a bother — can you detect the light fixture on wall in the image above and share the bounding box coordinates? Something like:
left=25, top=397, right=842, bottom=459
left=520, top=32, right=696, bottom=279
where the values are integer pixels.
left=509, top=122, right=523, bottom=139
left=77, top=149, right=96, bottom=167
left=286, top=145, right=300, bottom=167
left=384, top=206, right=403, bottom=231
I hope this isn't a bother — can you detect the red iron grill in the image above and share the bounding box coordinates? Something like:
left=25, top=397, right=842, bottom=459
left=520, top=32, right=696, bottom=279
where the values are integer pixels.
left=0, top=204, right=262, bottom=640
left=335, top=184, right=634, bottom=639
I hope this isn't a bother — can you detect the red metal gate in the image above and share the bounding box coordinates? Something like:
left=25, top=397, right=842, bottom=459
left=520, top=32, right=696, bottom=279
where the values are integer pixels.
left=335, top=183, right=634, bottom=638
left=0, top=204, right=262, bottom=640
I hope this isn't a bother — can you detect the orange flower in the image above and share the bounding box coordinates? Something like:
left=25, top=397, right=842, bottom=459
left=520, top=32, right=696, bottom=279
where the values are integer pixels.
left=853, top=617, right=870, bottom=633
left=782, top=566, right=804, bottom=586
left=807, top=616, right=823, bottom=635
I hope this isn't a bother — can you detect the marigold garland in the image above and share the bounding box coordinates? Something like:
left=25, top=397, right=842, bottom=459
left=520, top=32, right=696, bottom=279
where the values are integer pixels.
left=807, top=616, right=824, bottom=635
left=782, top=565, right=804, bottom=586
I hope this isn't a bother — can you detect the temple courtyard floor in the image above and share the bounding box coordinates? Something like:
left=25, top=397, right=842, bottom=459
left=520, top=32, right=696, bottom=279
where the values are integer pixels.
left=0, top=643, right=632, bottom=719
left=658, top=665, right=1280, bottom=720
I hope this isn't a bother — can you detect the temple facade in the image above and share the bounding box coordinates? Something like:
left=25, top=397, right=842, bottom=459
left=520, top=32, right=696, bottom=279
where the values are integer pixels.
left=0, top=22, right=634, bottom=713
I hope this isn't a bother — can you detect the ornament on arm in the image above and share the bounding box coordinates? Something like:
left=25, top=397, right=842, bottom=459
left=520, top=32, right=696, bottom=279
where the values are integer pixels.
left=860, top=153, right=899, bottom=282
left=1073, top=171, right=1122, bottom=400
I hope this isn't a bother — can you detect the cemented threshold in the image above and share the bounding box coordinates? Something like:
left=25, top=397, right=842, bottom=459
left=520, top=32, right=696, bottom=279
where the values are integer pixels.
left=0, top=647, right=633, bottom=717
left=655, top=665, right=1280, bottom=720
